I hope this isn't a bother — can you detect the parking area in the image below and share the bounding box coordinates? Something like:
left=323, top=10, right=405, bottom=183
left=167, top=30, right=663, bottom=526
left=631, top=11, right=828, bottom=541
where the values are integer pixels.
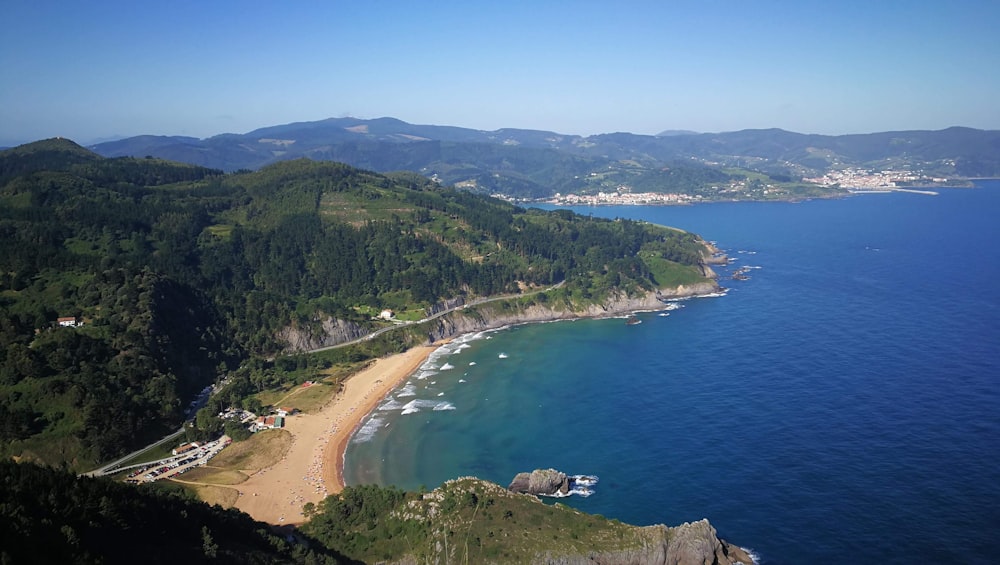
left=124, top=436, right=231, bottom=483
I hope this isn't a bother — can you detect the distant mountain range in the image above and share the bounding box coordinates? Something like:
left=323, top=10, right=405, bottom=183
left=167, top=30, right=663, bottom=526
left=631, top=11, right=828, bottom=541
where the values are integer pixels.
left=91, top=117, right=1000, bottom=198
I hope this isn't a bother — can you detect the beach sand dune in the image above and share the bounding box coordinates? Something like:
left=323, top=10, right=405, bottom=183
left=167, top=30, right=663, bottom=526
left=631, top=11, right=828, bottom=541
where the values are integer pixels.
left=229, top=345, right=437, bottom=525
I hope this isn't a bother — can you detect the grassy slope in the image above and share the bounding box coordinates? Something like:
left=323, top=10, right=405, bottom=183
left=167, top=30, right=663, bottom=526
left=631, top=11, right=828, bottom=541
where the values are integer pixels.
left=304, top=477, right=667, bottom=564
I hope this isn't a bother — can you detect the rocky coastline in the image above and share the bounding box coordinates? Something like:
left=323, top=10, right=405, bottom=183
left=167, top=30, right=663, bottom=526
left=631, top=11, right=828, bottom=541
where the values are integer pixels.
left=402, top=476, right=754, bottom=565
left=419, top=282, right=719, bottom=345
left=278, top=281, right=720, bottom=353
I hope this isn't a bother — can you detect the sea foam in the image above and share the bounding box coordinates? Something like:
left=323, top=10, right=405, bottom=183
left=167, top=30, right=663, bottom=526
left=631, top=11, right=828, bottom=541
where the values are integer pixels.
left=400, top=399, right=457, bottom=415
left=352, top=416, right=384, bottom=443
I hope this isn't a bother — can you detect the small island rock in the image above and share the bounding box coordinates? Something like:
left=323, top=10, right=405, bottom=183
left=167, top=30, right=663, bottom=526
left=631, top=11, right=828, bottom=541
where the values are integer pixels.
left=508, top=468, right=570, bottom=496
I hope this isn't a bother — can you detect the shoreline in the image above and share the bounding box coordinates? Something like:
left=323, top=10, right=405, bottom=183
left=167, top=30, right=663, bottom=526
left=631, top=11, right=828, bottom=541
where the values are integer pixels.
left=323, top=343, right=443, bottom=494
left=231, top=285, right=720, bottom=525
left=230, top=344, right=439, bottom=525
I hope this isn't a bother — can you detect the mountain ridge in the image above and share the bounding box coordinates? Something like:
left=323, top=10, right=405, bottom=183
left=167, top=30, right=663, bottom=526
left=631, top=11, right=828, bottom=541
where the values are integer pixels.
left=89, top=117, right=1000, bottom=197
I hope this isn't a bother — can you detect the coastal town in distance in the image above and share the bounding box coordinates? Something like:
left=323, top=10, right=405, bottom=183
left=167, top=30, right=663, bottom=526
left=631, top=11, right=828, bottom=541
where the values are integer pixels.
left=539, top=167, right=951, bottom=206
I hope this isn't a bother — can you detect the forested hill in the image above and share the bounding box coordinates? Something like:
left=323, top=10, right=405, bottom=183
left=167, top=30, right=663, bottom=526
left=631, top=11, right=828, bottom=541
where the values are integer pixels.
left=0, top=138, right=713, bottom=469
left=92, top=117, right=1000, bottom=198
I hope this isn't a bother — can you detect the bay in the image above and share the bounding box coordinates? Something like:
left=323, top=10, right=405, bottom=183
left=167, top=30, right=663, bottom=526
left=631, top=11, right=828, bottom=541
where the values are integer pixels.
left=345, top=183, right=1000, bottom=563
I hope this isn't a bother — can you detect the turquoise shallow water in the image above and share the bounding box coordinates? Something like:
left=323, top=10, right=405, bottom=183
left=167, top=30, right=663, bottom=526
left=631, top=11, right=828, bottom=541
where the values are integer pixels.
left=345, top=183, right=1000, bottom=563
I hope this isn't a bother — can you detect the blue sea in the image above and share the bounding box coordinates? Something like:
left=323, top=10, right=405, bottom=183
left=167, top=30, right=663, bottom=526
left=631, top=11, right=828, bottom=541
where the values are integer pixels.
left=345, top=182, right=1000, bottom=564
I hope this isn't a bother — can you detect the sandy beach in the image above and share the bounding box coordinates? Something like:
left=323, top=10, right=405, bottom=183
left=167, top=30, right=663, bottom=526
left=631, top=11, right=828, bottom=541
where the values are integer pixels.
left=230, top=345, right=438, bottom=525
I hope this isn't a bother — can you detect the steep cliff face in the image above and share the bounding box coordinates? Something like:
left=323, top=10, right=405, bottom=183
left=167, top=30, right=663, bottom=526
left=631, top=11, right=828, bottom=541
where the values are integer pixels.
left=277, top=282, right=720, bottom=353
left=276, top=317, right=369, bottom=352
left=539, top=521, right=753, bottom=565
left=424, top=283, right=719, bottom=344
left=384, top=477, right=752, bottom=565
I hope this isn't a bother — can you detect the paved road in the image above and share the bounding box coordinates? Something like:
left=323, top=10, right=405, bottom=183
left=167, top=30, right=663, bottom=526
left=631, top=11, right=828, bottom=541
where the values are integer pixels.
left=87, top=284, right=564, bottom=477
left=303, top=281, right=565, bottom=355
left=85, top=426, right=186, bottom=477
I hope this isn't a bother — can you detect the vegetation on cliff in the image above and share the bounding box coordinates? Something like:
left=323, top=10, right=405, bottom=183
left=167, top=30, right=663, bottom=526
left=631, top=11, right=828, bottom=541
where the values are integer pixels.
left=0, top=138, right=714, bottom=469
left=1, top=460, right=750, bottom=565
left=302, top=477, right=752, bottom=564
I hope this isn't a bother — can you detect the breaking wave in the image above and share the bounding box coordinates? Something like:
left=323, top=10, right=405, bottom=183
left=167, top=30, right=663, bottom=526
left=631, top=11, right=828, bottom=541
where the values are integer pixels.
left=396, top=383, right=417, bottom=398
left=352, top=416, right=384, bottom=443
left=400, top=399, right=457, bottom=415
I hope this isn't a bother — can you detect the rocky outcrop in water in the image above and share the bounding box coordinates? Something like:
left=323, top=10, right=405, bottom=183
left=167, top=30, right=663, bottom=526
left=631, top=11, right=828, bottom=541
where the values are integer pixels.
left=509, top=469, right=571, bottom=496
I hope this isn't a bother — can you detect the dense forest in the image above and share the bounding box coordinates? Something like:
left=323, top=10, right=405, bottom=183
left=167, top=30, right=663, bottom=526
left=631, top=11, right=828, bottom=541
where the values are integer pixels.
left=0, top=459, right=345, bottom=564
left=0, top=138, right=712, bottom=469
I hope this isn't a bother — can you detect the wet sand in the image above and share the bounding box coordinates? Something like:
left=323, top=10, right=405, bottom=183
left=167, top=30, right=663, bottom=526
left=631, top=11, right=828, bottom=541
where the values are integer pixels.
left=231, top=345, right=438, bottom=524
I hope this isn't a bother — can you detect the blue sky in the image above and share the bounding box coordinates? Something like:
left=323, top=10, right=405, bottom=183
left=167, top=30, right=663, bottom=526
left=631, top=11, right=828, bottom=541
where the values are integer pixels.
left=2, top=0, right=999, bottom=145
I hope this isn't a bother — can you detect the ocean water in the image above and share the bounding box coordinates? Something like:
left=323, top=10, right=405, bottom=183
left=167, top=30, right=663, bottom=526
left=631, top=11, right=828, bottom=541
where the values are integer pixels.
left=345, top=183, right=1000, bottom=563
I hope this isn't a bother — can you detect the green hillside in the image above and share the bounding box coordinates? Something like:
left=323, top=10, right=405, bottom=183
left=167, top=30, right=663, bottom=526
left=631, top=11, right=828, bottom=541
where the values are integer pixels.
left=0, top=139, right=714, bottom=469
left=0, top=460, right=750, bottom=565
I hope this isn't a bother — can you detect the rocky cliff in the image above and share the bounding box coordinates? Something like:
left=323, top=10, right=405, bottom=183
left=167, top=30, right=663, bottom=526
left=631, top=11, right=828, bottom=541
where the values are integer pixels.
left=276, top=317, right=369, bottom=352
left=538, top=520, right=754, bottom=565
left=388, top=477, right=753, bottom=565
left=278, top=281, right=720, bottom=353
left=423, top=283, right=719, bottom=344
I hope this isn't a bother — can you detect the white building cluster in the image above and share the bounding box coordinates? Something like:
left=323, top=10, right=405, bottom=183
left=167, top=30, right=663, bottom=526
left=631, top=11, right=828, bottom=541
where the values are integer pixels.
left=804, top=168, right=948, bottom=189
left=546, top=190, right=697, bottom=206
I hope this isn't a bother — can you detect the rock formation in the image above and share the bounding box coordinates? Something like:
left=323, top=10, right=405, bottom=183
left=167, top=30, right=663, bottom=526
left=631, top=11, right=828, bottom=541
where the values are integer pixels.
left=424, top=284, right=719, bottom=344
left=537, top=520, right=753, bottom=565
left=508, top=468, right=571, bottom=496
left=276, top=316, right=369, bottom=352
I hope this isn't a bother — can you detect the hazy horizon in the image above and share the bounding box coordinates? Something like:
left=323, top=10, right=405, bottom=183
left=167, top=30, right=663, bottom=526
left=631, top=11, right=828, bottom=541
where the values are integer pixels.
left=3, top=1, right=999, bottom=146
left=6, top=116, right=999, bottom=150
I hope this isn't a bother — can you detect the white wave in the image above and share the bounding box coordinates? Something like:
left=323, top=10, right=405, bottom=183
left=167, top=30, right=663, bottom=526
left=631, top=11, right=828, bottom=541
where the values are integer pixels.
left=415, top=369, right=437, bottom=380
left=456, top=343, right=471, bottom=351
left=440, top=363, right=455, bottom=370
left=352, top=416, right=384, bottom=443
left=469, top=361, right=477, bottom=366
left=396, top=383, right=417, bottom=398
left=498, top=353, right=508, bottom=359
left=658, top=312, right=670, bottom=317
left=458, top=379, right=466, bottom=383
left=379, top=398, right=404, bottom=411
left=570, top=475, right=599, bottom=486
left=437, top=392, right=444, bottom=397
left=662, top=302, right=682, bottom=311
left=400, top=400, right=422, bottom=415
left=695, top=291, right=729, bottom=298
left=539, top=487, right=592, bottom=498
left=400, top=399, right=456, bottom=415
left=534, top=475, right=599, bottom=498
